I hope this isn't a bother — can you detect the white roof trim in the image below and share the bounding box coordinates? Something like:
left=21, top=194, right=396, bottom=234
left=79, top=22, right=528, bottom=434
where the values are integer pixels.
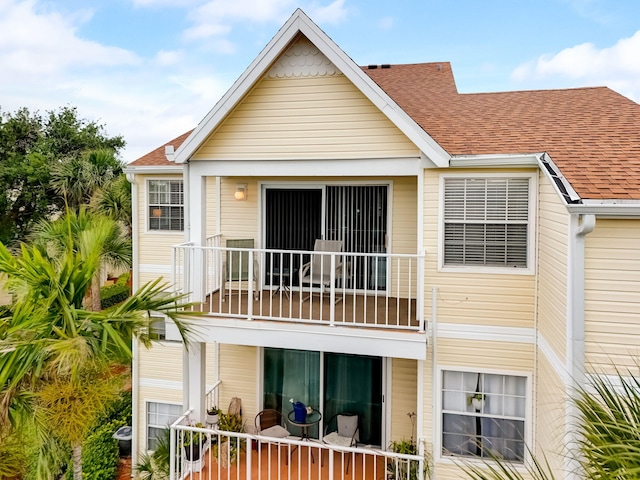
left=173, top=9, right=450, bottom=167
left=123, top=166, right=184, bottom=175
left=449, top=153, right=540, bottom=167
left=567, top=202, right=640, bottom=218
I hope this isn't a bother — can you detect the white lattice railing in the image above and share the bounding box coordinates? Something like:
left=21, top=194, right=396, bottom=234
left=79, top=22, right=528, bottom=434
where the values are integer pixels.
left=169, top=419, right=426, bottom=480
left=172, top=242, right=425, bottom=331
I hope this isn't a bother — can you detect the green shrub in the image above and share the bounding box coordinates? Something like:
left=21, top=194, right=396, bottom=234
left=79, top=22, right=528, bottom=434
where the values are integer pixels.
left=94, top=390, right=132, bottom=427
left=116, top=272, right=130, bottom=286
left=82, top=420, right=124, bottom=480
left=64, top=420, right=124, bottom=480
left=100, top=283, right=130, bottom=309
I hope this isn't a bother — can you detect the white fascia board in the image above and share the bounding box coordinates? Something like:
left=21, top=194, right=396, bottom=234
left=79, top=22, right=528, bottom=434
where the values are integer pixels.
left=189, top=157, right=424, bottom=177
left=123, top=166, right=184, bottom=175
left=174, top=9, right=450, bottom=168
left=166, top=319, right=428, bottom=360
left=567, top=202, right=640, bottom=218
left=449, top=153, right=541, bottom=168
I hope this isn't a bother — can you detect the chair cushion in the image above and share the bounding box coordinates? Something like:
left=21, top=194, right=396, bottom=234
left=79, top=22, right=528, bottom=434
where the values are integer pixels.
left=260, top=425, right=290, bottom=438
left=323, top=431, right=355, bottom=447
left=337, top=414, right=359, bottom=442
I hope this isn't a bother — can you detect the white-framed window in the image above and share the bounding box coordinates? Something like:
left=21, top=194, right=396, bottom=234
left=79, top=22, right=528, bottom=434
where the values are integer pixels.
left=441, top=370, right=527, bottom=462
left=146, top=401, right=183, bottom=450
left=442, top=176, right=531, bottom=270
left=149, top=315, right=166, bottom=341
left=148, top=180, right=184, bottom=231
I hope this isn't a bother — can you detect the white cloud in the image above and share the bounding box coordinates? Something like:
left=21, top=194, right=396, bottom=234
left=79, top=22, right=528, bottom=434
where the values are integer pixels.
left=192, top=0, right=294, bottom=24
left=378, top=16, right=393, bottom=31
left=512, top=30, right=640, bottom=102
left=182, top=22, right=232, bottom=41
left=155, top=50, right=183, bottom=66
left=0, top=0, right=139, bottom=80
left=308, top=0, right=348, bottom=25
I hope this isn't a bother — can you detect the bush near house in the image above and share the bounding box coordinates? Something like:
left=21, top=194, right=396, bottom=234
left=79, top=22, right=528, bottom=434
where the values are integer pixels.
left=100, top=272, right=131, bottom=309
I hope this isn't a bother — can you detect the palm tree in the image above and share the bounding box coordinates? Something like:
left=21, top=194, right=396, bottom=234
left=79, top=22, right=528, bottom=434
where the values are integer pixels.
left=0, top=219, right=197, bottom=480
left=31, top=208, right=131, bottom=311
left=92, top=174, right=132, bottom=233
left=50, top=149, right=123, bottom=210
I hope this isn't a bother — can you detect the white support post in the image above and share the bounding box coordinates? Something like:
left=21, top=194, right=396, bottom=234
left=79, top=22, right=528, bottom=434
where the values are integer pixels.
left=188, top=165, right=207, bottom=303
left=186, top=342, right=207, bottom=422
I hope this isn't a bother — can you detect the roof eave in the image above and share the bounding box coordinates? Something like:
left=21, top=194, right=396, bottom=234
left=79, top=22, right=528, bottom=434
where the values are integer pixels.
left=173, top=9, right=450, bottom=167
left=567, top=201, right=640, bottom=218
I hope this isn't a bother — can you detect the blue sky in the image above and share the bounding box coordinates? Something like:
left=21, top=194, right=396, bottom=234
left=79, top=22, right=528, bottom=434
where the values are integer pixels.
left=1, top=0, right=639, bottom=162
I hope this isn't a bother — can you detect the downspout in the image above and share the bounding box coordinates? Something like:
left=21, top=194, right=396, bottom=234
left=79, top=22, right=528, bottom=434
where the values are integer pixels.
left=127, top=172, right=140, bottom=474
left=566, top=213, right=595, bottom=479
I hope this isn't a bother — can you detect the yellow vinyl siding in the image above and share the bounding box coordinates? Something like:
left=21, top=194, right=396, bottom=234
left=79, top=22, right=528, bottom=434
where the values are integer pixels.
left=585, top=219, right=640, bottom=371
left=537, top=173, right=569, bottom=360
left=220, top=178, right=260, bottom=243
left=219, top=344, right=258, bottom=423
left=437, top=338, right=534, bottom=371
left=535, top=352, right=567, bottom=474
left=139, top=342, right=183, bottom=380
left=192, top=75, right=418, bottom=160
left=423, top=169, right=536, bottom=329
left=390, top=358, right=417, bottom=442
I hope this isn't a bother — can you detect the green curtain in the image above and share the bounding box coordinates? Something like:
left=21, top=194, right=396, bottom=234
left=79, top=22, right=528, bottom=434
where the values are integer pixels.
left=263, top=348, right=320, bottom=438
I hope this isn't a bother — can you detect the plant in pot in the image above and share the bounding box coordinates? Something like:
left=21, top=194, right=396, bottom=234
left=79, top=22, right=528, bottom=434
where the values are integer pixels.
left=207, top=406, right=221, bottom=425
left=213, top=412, right=246, bottom=468
left=469, top=393, right=486, bottom=412
left=181, top=423, right=206, bottom=462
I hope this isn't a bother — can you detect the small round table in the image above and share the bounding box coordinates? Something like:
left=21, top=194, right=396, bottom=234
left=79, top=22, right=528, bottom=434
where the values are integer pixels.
left=287, top=409, right=322, bottom=463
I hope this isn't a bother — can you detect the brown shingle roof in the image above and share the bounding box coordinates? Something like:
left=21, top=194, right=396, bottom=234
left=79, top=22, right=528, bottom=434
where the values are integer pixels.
left=365, top=63, right=640, bottom=200
left=129, top=130, right=193, bottom=167
left=131, top=63, right=640, bottom=200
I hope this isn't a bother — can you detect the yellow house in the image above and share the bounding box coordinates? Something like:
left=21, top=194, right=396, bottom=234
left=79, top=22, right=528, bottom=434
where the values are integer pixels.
left=124, top=9, right=640, bottom=479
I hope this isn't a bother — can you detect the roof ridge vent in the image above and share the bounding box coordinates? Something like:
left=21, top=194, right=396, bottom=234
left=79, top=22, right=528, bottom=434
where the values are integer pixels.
left=367, top=64, right=378, bottom=69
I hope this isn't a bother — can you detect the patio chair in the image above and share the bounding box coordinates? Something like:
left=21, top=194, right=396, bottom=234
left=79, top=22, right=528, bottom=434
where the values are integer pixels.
left=255, top=409, right=290, bottom=439
left=222, top=239, right=260, bottom=301
left=299, top=239, right=343, bottom=302
left=322, top=412, right=359, bottom=473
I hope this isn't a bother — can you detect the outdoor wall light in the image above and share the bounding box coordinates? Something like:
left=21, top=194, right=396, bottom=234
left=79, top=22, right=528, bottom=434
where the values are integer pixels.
left=234, top=184, right=247, bottom=201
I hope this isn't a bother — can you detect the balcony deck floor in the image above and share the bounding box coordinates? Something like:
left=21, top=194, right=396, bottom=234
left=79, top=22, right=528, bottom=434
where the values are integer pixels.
left=198, top=289, right=419, bottom=329
left=185, top=443, right=388, bottom=480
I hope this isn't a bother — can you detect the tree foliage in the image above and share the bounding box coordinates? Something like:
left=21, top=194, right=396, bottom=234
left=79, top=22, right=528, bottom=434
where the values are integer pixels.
left=0, top=213, right=198, bottom=480
left=0, top=106, right=125, bottom=246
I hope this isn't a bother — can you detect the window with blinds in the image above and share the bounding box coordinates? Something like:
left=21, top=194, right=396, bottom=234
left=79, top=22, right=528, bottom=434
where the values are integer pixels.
left=443, top=177, right=529, bottom=268
left=148, top=180, right=184, bottom=231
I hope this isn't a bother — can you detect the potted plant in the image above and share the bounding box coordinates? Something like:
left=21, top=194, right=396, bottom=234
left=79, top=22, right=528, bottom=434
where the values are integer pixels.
left=469, top=393, right=486, bottom=411
left=207, top=406, right=221, bottom=425
left=213, top=412, right=246, bottom=468
left=181, top=422, right=206, bottom=462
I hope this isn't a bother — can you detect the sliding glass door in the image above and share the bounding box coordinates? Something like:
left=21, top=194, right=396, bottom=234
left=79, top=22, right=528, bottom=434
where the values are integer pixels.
left=263, top=348, right=383, bottom=445
left=263, top=184, right=388, bottom=290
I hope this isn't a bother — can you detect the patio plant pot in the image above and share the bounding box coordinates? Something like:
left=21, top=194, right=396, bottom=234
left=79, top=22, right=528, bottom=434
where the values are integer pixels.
left=183, top=441, right=203, bottom=461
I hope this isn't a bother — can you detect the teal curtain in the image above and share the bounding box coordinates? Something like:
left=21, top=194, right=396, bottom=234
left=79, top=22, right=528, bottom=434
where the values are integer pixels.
left=324, top=353, right=382, bottom=445
left=263, top=348, right=382, bottom=444
left=263, top=348, right=320, bottom=438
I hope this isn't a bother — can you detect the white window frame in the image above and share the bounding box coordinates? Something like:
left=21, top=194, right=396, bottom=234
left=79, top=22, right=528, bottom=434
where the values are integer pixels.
left=436, top=366, right=532, bottom=467
left=146, top=400, right=183, bottom=451
left=438, top=173, right=536, bottom=275
left=146, top=179, right=184, bottom=233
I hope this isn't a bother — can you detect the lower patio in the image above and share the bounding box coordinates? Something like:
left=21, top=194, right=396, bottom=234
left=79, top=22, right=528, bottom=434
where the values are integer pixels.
left=172, top=424, right=426, bottom=480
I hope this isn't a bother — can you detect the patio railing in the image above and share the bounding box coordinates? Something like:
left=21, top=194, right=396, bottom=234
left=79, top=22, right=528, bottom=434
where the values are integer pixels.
left=172, top=241, right=425, bottom=331
left=170, top=419, right=426, bottom=480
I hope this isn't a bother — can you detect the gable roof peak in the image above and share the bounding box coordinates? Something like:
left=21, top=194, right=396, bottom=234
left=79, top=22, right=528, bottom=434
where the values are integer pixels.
left=173, top=8, right=449, bottom=167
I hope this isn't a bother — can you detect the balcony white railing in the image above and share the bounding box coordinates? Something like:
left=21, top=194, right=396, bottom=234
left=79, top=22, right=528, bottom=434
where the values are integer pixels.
left=172, top=242, right=425, bottom=331
left=170, top=419, right=426, bottom=480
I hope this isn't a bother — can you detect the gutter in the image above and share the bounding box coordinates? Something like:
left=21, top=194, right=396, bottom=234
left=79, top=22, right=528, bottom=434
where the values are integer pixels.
left=565, top=213, right=595, bottom=479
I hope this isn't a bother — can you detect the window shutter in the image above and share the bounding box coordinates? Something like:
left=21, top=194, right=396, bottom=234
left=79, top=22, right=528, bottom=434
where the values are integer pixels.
left=444, top=178, right=529, bottom=267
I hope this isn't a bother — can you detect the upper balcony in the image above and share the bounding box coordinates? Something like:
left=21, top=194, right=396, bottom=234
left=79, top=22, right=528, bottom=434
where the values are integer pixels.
left=171, top=235, right=428, bottom=359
